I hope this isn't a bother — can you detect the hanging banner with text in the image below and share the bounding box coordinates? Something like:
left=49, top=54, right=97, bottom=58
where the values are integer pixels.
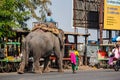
left=104, top=0, right=120, bottom=30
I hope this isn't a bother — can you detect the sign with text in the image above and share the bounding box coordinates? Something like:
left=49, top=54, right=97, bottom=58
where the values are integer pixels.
left=104, top=0, right=120, bottom=30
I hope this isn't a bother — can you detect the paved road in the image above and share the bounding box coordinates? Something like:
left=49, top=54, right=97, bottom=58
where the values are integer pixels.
left=0, top=69, right=120, bottom=80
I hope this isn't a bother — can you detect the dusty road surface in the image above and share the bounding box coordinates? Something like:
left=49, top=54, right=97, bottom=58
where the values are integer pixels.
left=0, top=69, right=120, bottom=80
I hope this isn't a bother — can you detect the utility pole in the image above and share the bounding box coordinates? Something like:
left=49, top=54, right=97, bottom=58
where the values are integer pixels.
left=83, top=0, right=89, bottom=65
left=99, top=0, right=103, bottom=44
left=73, top=0, right=77, bottom=33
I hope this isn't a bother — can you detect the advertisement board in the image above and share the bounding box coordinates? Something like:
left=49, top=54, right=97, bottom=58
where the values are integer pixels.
left=73, top=0, right=99, bottom=29
left=104, top=0, right=120, bottom=30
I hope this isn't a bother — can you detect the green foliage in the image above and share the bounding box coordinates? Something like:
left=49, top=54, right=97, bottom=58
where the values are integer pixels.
left=0, top=0, right=30, bottom=37
left=24, top=0, right=52, bottom=21
left=0, top=0, right=51, bottom=37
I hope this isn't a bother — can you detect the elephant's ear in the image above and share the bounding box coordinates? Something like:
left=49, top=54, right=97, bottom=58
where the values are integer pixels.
left=63, top=36, right=65, bottom=41
left=58, top=29, right=65, bottom=50
left=58, top=29, right=64, bottom=36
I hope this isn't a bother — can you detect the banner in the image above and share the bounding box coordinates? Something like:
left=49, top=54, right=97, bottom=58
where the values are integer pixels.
left=104, top=0, right=120, bottom=30
left=73, top=0, right=99, bottom=29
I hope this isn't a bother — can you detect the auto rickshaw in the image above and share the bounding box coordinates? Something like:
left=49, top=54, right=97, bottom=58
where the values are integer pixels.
left=0, top=42, right=21, bottom=72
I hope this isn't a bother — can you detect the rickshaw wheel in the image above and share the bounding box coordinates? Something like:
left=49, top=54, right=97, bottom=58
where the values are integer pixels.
left=3, top=63, right=11, bottom=72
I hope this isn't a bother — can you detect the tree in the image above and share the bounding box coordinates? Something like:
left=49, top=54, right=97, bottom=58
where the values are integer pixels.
left=0, top=0, right=51, bottom=37
left=0, top=0, right=30, bottom=37
left=25, top=0, right=52, bottom=21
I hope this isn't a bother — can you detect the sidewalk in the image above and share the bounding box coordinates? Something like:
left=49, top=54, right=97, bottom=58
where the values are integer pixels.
left=78, top=65, right=98, bottom=70
left=49, top=65, right=101, bottom=72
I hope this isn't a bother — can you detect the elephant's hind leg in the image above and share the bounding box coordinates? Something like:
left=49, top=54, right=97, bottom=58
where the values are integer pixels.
left=33, top=58, right=42, bottom=74
left=57, top=57, right=64, bottom=73
left=42, top=57, right=50, bottom=73
left=17, top=62, right=25, bottom=74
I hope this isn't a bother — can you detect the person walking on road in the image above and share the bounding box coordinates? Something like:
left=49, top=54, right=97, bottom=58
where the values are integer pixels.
left=75, top=50, right=79, bottom=70
left=70, top=51, right=76, bottom=73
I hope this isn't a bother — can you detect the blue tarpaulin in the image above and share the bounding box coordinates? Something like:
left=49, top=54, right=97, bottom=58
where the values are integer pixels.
left=112, top=36, right=120, bottom=42
left=112, top=36, right=118, bottom=42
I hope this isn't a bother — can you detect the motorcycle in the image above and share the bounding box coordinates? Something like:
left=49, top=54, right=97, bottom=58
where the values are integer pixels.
left=113, top=58, right=120, bottom=71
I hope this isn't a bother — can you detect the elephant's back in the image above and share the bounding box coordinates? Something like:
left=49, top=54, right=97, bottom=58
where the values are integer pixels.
left=30, top=33, right=54, bottom=50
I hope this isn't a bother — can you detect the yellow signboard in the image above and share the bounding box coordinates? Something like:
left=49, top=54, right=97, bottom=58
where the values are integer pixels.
left=104, top=0, right=120, bottom=30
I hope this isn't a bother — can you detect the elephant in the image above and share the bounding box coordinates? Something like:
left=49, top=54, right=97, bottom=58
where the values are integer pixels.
left=17, top=28, right=65, bottom=74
